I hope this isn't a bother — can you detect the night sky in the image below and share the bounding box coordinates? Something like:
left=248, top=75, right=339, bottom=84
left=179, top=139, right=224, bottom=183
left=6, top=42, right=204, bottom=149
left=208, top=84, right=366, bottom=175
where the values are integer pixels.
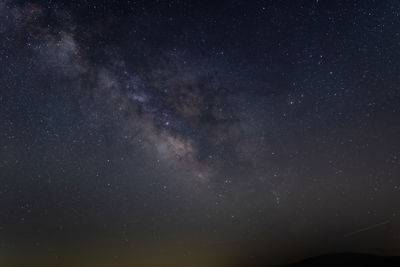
left=1, top=0, right=400, bottom=266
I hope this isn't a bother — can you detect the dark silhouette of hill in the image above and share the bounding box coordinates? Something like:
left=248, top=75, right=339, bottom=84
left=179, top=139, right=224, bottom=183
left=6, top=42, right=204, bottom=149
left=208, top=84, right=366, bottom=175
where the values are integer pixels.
left=237, top=253, right=400, bottom=267
left=284, top=253, right=400, bottom=266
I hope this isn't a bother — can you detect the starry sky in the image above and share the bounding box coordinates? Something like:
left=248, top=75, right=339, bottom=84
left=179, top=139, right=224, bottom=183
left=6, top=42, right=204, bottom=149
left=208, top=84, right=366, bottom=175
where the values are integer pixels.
left=1, top=0, right=400, bottom=265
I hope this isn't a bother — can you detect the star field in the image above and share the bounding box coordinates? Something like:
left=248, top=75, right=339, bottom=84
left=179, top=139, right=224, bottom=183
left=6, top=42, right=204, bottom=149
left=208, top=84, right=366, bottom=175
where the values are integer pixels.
left=0, top=0, right=400, bottom=265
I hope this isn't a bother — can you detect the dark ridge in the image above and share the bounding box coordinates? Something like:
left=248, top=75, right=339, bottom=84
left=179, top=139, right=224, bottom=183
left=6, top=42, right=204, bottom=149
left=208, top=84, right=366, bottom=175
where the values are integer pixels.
left=237, top=253, right=400, bottom=267
left=286, top=253, right=400, bottom=266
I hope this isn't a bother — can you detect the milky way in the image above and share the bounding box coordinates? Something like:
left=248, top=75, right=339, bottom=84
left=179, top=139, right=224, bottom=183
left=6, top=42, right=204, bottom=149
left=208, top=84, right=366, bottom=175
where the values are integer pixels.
left=1, top=0, right=400, bottom=265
